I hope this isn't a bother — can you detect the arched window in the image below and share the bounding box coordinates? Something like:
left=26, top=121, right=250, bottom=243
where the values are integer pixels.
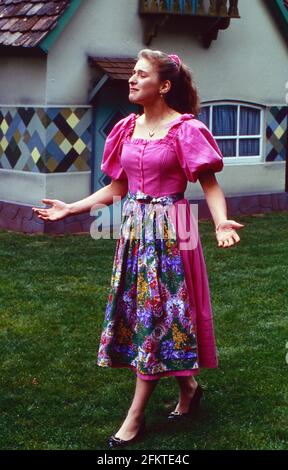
left=199, top=102, right=264, bottom=163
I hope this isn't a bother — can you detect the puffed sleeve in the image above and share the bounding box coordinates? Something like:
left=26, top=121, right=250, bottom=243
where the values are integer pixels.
left=100, top=116, right=130, bottom=181
left=174, top=119, right=224, bottom=183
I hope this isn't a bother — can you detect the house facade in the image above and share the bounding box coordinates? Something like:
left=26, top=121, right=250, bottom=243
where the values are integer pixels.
left=0, top=0, right=287, bottom=234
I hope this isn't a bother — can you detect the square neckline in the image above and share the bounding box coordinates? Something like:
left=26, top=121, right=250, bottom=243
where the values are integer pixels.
left=127, top=112, right=194, bottom=144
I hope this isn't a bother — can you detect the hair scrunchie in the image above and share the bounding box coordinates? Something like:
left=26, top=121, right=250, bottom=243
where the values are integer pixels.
left=168, top=54, right=181, bottom=68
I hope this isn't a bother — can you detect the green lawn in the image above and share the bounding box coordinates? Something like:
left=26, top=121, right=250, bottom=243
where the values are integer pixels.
left=0, top=211, right=287, bottom=450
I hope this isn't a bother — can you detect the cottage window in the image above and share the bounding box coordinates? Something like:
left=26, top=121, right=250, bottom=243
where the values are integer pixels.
left=199, top=103, right=263, bottom=162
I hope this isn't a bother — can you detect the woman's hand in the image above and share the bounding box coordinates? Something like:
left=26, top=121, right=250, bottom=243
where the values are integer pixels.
left=215, top=220, right=245, bottom=248
left=32, top=199, right=70, bottom=222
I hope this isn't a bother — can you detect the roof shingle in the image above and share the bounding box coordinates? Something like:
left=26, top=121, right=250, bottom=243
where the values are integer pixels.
left=0, top=0, right=70, bottom=48
left=88, top=57, right=137, bottom=80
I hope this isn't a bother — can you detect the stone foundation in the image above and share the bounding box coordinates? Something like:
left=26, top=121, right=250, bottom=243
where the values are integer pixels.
left=190, top=191, right=288, bottom=220
left=0, top=192, right=288, bottom=235
left=0, top=200, right=94, bottom=235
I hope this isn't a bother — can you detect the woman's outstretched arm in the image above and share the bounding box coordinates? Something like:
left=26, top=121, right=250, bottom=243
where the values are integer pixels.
left=32, top=179, right=128, bottom=221
left=198, top=172, right=245, bottom=248
left=67, top=179, right=128, bottom=215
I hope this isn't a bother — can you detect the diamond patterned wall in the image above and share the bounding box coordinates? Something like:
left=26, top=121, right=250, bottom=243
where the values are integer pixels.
left=266, top=106, right=288, bottom=162
left=0, top=107, right=92, bottom=173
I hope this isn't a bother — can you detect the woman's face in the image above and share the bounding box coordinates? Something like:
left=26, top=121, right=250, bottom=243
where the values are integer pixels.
left=128, top=57, right=166, bottom=105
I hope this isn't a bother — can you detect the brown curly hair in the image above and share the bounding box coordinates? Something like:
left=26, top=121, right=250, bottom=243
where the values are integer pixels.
left=137, top=49, right=201, bottom=116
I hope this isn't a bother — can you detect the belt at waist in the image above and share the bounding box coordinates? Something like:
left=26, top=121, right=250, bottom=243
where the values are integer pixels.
left=127, top=190, right=184, bottom=205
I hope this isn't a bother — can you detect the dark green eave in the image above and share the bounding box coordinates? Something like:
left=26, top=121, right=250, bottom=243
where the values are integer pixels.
left=263, top=0, right=288, bottom=46
left=38, top=0, right=83, bottom=54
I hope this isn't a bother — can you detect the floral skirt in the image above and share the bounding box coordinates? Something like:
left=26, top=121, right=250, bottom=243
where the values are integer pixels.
left=97, top=190, right=202, bottom=380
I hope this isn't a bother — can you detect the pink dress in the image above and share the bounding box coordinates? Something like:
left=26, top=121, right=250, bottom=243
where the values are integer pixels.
left=97, top=112, right=224, bottom=380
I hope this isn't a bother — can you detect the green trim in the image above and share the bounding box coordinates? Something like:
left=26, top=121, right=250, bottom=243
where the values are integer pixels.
left=38, top=0, right=83, bottom=54
left=275, top=0, right=288, bottom=23
left=266, top=0, right=288, bottom=44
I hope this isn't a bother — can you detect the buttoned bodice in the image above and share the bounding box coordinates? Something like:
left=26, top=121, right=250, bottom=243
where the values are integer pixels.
left=101, top=112, right=224, bottom=197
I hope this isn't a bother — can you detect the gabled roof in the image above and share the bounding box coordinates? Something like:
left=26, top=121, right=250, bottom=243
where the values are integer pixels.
left=88, top=57, right=137, bottom=103
left=88, top=57, right=136, bottom=80
left=0, top=0, right=80, bottom=52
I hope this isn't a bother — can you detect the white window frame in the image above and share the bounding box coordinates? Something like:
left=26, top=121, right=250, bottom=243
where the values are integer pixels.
left=200, top=101, right=265, bottom=164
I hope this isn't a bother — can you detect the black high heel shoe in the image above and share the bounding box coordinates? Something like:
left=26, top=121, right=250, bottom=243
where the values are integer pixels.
left=167, top=383, right=204, bottom=420
left=108, top=417, right=146, bottom=449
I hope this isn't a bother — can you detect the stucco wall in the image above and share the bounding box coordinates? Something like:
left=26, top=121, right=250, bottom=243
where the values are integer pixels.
left=0, top=56, right=46, bottom=105
left=0, top=161, right=285, bottom=206
left=0, top=169, right=91, bottom=206
left=0, top=0, right=286, bottom=109
left=44, top=0, right=287, bottom=106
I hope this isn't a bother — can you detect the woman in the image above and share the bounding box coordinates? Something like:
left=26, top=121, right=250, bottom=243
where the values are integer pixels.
left=32, top=49, right=244, bottom=448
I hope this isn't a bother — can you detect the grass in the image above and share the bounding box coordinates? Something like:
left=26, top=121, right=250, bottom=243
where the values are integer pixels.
left=0, top=211, right=287, bottom=450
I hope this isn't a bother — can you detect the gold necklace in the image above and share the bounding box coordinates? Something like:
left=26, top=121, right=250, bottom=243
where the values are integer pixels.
left=144, top=113, right=178, bottom=137
left=145, top=120, right=163, bottom=137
